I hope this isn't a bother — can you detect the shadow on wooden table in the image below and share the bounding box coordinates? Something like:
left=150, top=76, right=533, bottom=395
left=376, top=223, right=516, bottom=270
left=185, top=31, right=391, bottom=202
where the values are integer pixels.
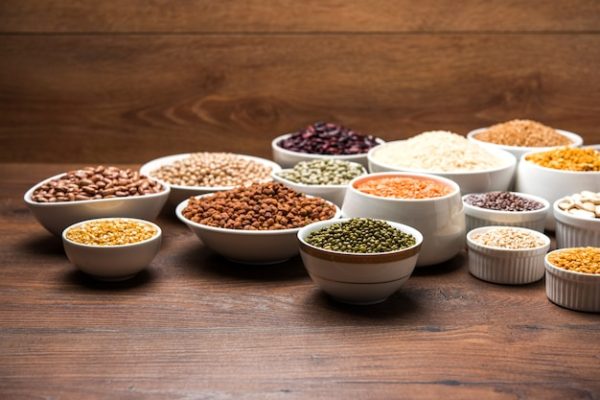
left=412, top=251, right=466, bottom=276
left=62, top=269, right=156, bottom=291
left=18, top=233, right=65, bottom=257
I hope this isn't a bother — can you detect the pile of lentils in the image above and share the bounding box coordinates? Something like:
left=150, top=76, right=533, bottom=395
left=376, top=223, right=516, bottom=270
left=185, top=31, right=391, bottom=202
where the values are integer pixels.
left=355, top=176, right=452, bottom=199
left=278, top=159, right=365, bottom=185
left=66, top=219, right=158, bottom=246
left=471, top=227, right=546, bottom=250
left=182, top=182, right=336, bottom=230
left=151, top=152, right=272, bottom=187
left=548, top=247, right=600, bottom=275
left=278, top=122, right=380, bottom=155
left=525, top=148, right=600, bottom=172
left=464, top=192, right=544, bottom=212
left=475, top=119, right=571, bottom=147
left=558, top=191, right=600, bottom=218
left=306, top=218, right=416, bottom=253
left=32, top=166, right=163, bottom=203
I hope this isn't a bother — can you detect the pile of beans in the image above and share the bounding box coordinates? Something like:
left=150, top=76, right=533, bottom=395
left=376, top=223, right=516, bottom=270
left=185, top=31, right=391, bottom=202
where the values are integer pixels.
left=278, top=159, right=365, bottom=185
left=464, top=192, right=544, bottom=212
left=354, top=176, right=452, bottom=199
left=277, top=122, right=380, bottom=155
left=558, top=191, right=600, bottom=218
left=151, top=153, right=272, bottom=187
left=525, top=148, right=600, bottom=171
left=548, top=247, right=600, bottom=274
left=32, top=166, right=163, bottom=203
left=372, top=131, right=506, bottom=172
left=475, top=119, right=571, bottom=147
left=182, top=182, right=336, bottom=230
left=471, top=227, right=546, bottom=250
left=306, top=218, right=416, bottom=253
left=66, top=219, right=158, bottom=246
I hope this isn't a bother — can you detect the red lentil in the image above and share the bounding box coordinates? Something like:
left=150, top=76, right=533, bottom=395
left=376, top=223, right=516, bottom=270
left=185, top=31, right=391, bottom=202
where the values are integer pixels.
left=355, top=176, right=452, bottom=199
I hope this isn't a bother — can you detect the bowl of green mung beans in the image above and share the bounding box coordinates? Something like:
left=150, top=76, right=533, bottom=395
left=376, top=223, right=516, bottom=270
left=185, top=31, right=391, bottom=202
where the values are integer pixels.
left=297, top=218, right=423, bottom=305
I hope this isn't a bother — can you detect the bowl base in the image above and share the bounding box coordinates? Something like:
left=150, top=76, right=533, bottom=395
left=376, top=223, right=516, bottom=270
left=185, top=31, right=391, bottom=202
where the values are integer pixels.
left=225, top=257, right=292, bottom=265
left=328, top=294, right=389, bottom=306
left=86, top=273, right=139, bottom=281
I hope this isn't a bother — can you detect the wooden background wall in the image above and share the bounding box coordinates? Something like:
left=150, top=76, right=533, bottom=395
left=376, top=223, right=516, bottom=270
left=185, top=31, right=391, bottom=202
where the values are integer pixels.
left=1, top=1, right=599, bottom=163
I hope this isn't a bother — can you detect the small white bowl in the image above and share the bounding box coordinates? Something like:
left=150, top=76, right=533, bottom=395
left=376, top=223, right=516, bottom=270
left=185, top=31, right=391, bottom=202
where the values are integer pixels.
left=342, top=172, right=465, bottom=267
left=545, top=249, right=600, bottom=312
left=140, top=153, right=281, bottom=206
left=24, top=173, right=170, bottom=236
left=175, top=195, right=341, bottom=264
left=298, top=218, right=423, bottom=305
left=462, top=192, right=549, bottom=233
left=62, top=218, right=162, bottom=281
left=467, top=128, right=583, bottom=161
left=516, top=152, right=600, bottom=230
left=368, top=143, right=516, bottom=194
left=467, top=226, right=550, bottom=285
left=554, top=198, right=600, bottom=248
left=271, top=133, right=384, bottom=169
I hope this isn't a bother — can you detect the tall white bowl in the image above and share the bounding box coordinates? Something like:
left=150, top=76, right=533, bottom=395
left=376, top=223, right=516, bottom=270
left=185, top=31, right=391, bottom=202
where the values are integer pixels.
left=24, top=173, right=170, bottom=236
left=554, top=198, right=600, bottom=248
left=368, top=143, right=516, bottom=194
left=342, top=172, right=465, bottom=267
left=140, top=153, right=281, bottom=206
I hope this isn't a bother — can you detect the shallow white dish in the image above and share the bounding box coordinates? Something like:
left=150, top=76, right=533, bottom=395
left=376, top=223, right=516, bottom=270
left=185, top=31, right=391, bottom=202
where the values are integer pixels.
left=462, top=192, right=549, bottom=233
left=467, top=226, right=550, bottom=285
left=62, top=218, right=162, bottom=281
left=24, top=173, right=170, bottom=236
left=367, top=143, right=516, bottom=194
left=297, top=218, right=423, bottom=305
left=545, top=249, right=600, bottom=312
left=342, top=172, right=465, bottom=267
left=554, top=198, right=600, bottom=248
left=271, top=133, right=384, bottom=169
left=140, top=153, right=281, bottom=206
left=176, top=194, right=341, bottom=264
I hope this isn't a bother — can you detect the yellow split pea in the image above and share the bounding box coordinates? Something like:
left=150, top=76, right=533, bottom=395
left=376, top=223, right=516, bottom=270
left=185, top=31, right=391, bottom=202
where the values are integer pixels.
left=66, top=219, right=158, bottom=246
left=548, top=247, right=600, bottom=275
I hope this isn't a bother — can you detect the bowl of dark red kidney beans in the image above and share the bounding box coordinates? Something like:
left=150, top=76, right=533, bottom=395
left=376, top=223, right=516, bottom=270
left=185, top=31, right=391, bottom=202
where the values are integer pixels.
left=272, top=121, right=384, bottom=168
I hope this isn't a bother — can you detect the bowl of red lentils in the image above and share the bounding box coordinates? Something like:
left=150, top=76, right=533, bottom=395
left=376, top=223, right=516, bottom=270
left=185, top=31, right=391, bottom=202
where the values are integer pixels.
left=553, top=191, right=600, bottom=248
left=62, top=218, right=162, bottom=281
left=545, top=247, right=600, bottom=312
left=176, top=182, right=341, bottom=264
left=342, top=172, right=465, bottom=267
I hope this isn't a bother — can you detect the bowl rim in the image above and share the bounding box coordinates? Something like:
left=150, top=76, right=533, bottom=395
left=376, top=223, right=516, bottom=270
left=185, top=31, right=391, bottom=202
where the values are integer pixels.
left=62, top=217, right=162, bottom=249
left=553, top=196, right=600, bottom=226
left=519, top=149, right=600, bottom=175
left=466, top=225, right=551, bottom=252
left=24, top=171, right=171, bottom=207
left=271, top=161, right=367, bottom=190
left=462, top=191, right=550, bottom=216
left=139, top=152, right=282, bottom=191
left=467, top=127, right=583, bottom=151
left=271, top=133, right=385, bottom=160
left=367, top=138, right=517, bottom=176
left=347, top=171, right=461, bottom=203
left=175, top=193, right=342, bottom=235
left=544, top=248, right=600, bottom=278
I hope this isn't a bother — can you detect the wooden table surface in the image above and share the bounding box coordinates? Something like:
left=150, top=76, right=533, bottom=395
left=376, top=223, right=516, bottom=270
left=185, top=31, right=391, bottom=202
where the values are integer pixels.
left=1, top=163, right=599, bottom=400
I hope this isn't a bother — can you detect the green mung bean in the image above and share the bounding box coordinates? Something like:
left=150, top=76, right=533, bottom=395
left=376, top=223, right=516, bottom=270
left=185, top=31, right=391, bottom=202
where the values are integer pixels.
left=306, top=218, right=416, bottom=253
left=278, top=159, right=365, bottom=185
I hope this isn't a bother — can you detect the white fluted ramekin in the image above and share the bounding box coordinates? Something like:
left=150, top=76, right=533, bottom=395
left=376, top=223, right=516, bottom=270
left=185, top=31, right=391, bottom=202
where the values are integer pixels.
left=554, top=198, right=600, bottom=249
left=545, top=249, right=600, bottom=312
left=467, top=226, right=551, bottom=284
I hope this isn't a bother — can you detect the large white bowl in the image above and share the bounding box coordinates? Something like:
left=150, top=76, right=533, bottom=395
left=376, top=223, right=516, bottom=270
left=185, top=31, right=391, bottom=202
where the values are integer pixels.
left=271, top=133, right=384, bottom=168
left=176, top=194, right=341, bottom=264
left=368, top=143, right=516, bottom=194
left=467, top=128, right=583, bottom=161
left=342, top=172, right=465, bottom=267
left=24, top=173, right=170, bottom=236
left=554, top=198, right=600, bottom=248
left=62, top=218, right=162, bottom=281
left=516, top=152, right=600, bottom=230
left=298, top=218, right=423, bottom=305
left=140, top=153, right=281, bottom=206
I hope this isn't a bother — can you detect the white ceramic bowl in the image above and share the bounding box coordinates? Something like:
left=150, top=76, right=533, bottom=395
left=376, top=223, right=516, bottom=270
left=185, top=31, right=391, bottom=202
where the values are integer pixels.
left=462, top=192, right=550, bottom=233
left=175, top=195, right=341, bottom=264
left=24, top=173, right=170, bottom=236
left=467, top=226, right=550, bottom=285
left=342, top=172, right=465, bottom=267
left=271, top=133, right=384, bottom=168
left=368, top=143, right=516, bottom=194
left=62, top=218, right=162, bottom=281
left=298, top=218, right=423, bottom=305
left=140, top=153, right=281, bottom=206
left=467, top=128, right=583, bottom=161
left=545, top=249, right=600, bottom=312
left=516, top=151, right=600, bottom=230
left=554, top=198, right=600, bottom=248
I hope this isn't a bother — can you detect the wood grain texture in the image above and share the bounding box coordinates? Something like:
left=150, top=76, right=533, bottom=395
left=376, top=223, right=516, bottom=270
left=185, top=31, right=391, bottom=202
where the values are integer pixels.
left=1, top=34, right=600, bottom=163
left=0, top=0, right=599, bottom=33
left=1, top=164, right=599, bottom=399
